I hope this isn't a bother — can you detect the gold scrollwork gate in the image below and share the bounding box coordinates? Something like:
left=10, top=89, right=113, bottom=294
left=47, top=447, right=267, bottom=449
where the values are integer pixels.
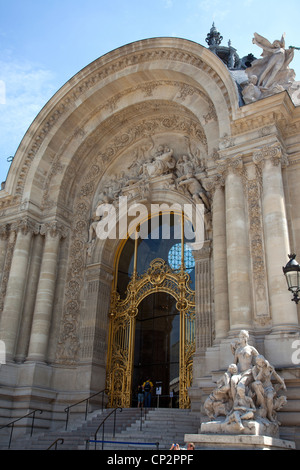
left=106, top=221, right=196, bottom=408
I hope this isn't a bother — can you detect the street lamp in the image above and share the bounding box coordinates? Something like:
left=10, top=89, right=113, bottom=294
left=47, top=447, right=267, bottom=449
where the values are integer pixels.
left=282, top=254, right=300, bottom=304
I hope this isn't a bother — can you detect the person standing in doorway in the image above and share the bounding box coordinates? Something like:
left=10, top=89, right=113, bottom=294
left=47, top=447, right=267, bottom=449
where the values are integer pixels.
left=143, top=379, right=153, bottom=407
left=137, top=385, right=144, bottom=408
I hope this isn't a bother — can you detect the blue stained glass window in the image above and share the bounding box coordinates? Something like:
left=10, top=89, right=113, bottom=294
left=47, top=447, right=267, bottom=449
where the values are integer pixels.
left=168, top=243, right=195, bottom=273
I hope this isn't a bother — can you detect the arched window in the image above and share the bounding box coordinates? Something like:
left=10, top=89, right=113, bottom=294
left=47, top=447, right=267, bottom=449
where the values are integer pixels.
left=116, top=212, right=195, bottom=298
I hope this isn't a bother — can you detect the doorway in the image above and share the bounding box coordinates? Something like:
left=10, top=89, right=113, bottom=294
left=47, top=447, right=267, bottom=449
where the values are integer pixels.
left=106, top=212, right=196, bottom=409
left=132, top=292, right=180, bottom=408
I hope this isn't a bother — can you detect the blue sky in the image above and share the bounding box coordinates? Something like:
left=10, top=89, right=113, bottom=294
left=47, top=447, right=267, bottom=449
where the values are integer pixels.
left=0, top=0, right=299, bottom=185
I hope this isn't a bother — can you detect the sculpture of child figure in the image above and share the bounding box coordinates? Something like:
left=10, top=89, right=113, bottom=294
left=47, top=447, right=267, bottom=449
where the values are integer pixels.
left=251, top=354, right=286, bottom=423
left=225, top=385, right=256, bottom=431
left=204, top=363, right=238, bottom=420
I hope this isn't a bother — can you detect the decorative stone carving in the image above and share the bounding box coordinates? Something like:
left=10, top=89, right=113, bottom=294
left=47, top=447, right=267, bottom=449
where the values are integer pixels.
left=216, top=156, right=245, bottom=181
left=202, top=330, right=287, bottom=437
left=15, top=44, right=223, bottom=201
left=11, top=217, right=40, bottom=237
left=204, top=364, right=237, bottom=419
left=177, top=174, right=210, bottom=211
left=142, top=145, right=176, bottom=178
left=243, top=33, right=300, bottom=102
left=241, top=75, right=262, bottom=104
left=40, top=220, right=68, bottom=239
left=246, top=165, right=270, bottom=325
left=87, top=212, right=101, bottom=244
left=253, top=144, right=287, bottom=168
left=54, top=98, right=210, bottom=366
left=87, top=139, right=212, bottom=250
left=92, top=138, right=208, bottom=206
left=0, top=228, right=15, bottom=313
left=0, top=224, right=10, bottom=241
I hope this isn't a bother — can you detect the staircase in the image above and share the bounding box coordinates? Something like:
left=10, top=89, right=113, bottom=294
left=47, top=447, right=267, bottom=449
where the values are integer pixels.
left=99, top=408, right=200, bottom=451
left=0, top=408, right=200, bottom=450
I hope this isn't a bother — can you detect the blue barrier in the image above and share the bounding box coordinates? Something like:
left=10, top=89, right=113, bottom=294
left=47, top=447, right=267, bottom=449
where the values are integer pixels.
left=89, top=439, right=159, bottom=449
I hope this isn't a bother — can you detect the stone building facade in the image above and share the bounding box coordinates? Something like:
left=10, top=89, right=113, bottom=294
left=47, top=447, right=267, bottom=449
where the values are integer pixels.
left=0, top=32, right=300, bottom=445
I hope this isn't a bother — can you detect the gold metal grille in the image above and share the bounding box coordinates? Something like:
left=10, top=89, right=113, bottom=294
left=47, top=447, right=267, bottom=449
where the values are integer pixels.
left=106, top=216, right=196, bottom=409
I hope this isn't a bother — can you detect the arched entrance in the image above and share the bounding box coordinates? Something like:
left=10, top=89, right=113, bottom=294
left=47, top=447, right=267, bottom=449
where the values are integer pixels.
left=106, top=212, right=196, bottom=409
left=133, top=291, right=180, bottom=408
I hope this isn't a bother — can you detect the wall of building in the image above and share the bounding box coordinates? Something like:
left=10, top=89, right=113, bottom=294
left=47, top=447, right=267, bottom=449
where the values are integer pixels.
left=0, top=37, right=299, bottom=444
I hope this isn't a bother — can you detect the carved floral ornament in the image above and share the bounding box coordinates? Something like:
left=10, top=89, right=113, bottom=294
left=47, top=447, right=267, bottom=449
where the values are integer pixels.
left=67, top=106, right=215, bottom=219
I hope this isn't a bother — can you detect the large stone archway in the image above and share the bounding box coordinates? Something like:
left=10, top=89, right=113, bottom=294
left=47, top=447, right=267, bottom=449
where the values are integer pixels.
left=0, top=36, right=300, bottom=438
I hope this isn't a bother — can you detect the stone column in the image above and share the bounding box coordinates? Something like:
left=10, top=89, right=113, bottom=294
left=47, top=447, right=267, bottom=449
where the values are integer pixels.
left=27, top=222, right=66, bottom=362
left=0, top=219, right=37, bottom=361
left=253, top=146, right=298, bottom=331
left=212, top=183, right=229, bottom=340
left=224, top=158, right=252, bottom=331
left=15, top=234, right=44, bottom=363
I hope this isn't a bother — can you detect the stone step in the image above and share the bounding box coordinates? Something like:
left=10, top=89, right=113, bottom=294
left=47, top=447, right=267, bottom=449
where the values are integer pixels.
left=0, top=408, right=199, bottom=450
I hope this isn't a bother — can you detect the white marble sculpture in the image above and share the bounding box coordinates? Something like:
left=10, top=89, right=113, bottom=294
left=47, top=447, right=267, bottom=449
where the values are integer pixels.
left=243, top=33, right=300, bottom=104
left=241, top=75, right=262, bottom=104
left=202, top=330, right=287, bottom=437
left=142, top=145, right=176, bottom=178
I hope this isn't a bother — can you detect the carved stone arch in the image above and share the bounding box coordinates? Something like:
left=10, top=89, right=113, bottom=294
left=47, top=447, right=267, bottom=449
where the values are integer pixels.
left=46, top=91, right=213, bottom=214
left=60, top=102, right=210, bottom=209
left=78, top=176, right=209, bottom=404
left=3, top=37, right=238, bottom=214
left=0, top=35, right=230, bottom=401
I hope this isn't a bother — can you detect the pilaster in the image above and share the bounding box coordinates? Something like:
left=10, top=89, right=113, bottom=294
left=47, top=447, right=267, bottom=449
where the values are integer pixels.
left=211, top=180, right=229, bottom=340
left=253, top=145, right=298, bottom=332
left=0, top=218, right=39, bottom=361
left=27, top=221, right=67, bottom=362
left=193, top=241, right=213, bottom=352
left=222, top=157, right=252, bottom=331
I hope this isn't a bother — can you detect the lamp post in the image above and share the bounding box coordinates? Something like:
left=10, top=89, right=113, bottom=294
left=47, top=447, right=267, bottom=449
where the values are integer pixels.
left=282, top=254, right=300, bottom=304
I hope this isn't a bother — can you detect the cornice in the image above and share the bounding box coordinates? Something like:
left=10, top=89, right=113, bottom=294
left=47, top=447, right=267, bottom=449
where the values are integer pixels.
left=232, top=91, right=300, bottom=138
left=216, top=133, right=284, bottom=162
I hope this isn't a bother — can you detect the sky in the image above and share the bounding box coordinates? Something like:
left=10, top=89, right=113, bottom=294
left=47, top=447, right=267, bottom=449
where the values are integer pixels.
left=0, top=0, right=299, bottom=185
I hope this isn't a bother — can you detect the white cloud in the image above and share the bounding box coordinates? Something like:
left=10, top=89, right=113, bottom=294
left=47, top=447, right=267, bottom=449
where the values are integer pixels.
left=0, top=56, right=56, bottom=183
left=0, top=58, right=56, bottom=127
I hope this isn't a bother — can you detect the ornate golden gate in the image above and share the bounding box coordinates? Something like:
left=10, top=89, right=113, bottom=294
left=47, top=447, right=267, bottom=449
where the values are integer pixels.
left=106, top=219, right=196, bottom=409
